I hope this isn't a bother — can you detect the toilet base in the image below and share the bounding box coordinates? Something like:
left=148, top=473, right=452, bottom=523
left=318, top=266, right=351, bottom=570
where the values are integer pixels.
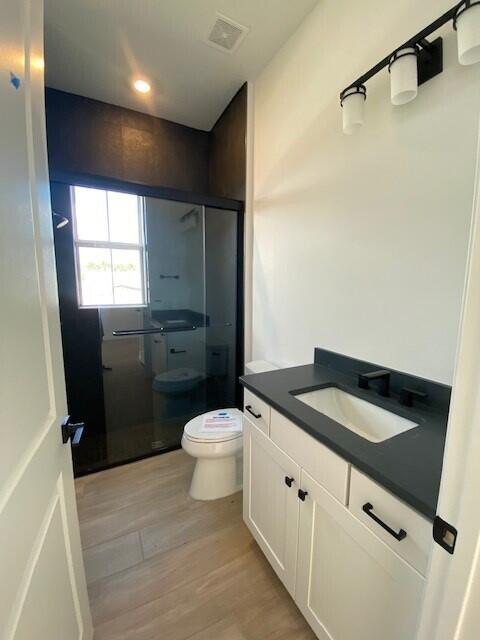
left=189, top=455, right=241, bottom=500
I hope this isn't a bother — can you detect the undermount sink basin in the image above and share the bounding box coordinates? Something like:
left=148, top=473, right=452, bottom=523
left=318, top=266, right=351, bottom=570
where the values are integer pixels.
left=294, top=387, right=418, bottom=443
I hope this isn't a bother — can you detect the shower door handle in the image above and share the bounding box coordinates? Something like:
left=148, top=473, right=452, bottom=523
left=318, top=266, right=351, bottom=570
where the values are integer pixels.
left=61, top=416, right=84, bottom=447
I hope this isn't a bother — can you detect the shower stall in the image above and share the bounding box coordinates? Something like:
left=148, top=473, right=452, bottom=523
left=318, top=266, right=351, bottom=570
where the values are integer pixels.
left=51, top=179, right=243, bottom=474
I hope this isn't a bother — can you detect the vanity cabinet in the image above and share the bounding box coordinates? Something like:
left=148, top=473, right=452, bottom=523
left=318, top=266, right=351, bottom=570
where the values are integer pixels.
left=243, top=392, right=429, bottom=640
left=243, top=419, right=300, bottom=595
left=296, top=470, right=425, bottom=640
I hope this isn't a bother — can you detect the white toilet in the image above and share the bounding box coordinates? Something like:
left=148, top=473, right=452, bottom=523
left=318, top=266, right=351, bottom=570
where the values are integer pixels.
left=181, top=360, right=277, bottom=500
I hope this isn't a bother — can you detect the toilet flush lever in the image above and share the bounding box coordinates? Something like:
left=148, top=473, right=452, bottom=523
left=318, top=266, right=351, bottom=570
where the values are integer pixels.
left=61, top=416, right=85, bottom=446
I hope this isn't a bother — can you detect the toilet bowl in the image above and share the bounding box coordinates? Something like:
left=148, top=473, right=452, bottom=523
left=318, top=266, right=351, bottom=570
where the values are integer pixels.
left=152, top=367, right=204, bottom=447
left=182, top=408, right=243, bottom=500
left=181, top=360, right=278, bottom=500
left=152, top=367, right=204, bottom=419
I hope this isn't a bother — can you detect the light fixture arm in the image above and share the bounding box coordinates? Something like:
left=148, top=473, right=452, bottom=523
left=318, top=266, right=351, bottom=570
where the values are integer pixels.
left=340, top=2, right=465, bottom=99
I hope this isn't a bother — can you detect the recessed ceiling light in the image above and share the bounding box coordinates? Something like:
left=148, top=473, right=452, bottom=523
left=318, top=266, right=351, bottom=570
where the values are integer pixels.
left=133, top=79, right=151, bottom=94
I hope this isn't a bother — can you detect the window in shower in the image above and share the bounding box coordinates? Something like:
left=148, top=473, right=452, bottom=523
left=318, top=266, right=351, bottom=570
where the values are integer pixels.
left=71, top=186, right=147, bottom=307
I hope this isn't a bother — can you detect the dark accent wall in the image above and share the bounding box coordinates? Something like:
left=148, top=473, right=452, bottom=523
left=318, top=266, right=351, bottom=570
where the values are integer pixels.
left=209, top=84, right=247, bottom=201
left=51, top=182, right=107, bottom=474
left=45, top=84, right=247, bottom=201
left=47, top=86, right=247, bottom=475
left=45, top=88, right=210, bottom=193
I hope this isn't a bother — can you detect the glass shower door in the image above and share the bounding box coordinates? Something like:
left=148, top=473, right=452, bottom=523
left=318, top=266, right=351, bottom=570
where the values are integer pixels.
left=100, top=198, right=208, bottom=463
left=62, top=186, right=240, bottom=473
left=143, top=198, right=208, bottom=451
left=204, top=207, right=238, bottom=410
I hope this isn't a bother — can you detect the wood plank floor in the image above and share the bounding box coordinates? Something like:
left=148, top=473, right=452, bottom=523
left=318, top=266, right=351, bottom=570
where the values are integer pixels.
left=75, top=450, right=316, bottom=640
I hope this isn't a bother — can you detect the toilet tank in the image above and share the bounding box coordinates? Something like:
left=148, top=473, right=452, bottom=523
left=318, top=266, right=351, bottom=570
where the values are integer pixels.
left=206, top=344, right=229, bottom=377
left=244, top=360, right=278, bottom=375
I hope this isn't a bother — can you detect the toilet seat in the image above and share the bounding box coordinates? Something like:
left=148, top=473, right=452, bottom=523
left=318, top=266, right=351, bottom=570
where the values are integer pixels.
left=181, top=361, right=277, bottom=501
left=183, top=408, right=243, bottom=443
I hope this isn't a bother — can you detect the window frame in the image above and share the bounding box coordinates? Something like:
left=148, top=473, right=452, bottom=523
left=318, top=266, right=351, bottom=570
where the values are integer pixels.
left=70, top=186, right=148, bottom=309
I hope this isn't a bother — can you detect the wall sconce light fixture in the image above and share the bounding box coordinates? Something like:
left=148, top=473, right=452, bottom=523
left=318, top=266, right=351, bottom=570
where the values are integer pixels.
left=340, top=85, right=366, bottom=134
left=340, top=2, right=480, bottom=133
left=454, top=1, right=480, bottom=65
left=53, top=212, right=69, bottom=229
left=389, top=47, right=418, bottom=105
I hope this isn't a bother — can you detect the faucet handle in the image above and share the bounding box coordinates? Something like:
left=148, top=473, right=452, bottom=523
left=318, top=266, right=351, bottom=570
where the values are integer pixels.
left=358, top=369, right=391, bottom=396
left=399, top=387, right=427, bottom=407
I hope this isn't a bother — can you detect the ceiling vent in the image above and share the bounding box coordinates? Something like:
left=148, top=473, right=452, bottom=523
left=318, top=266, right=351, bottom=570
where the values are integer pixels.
left=206, top=13, right=249, bottom=54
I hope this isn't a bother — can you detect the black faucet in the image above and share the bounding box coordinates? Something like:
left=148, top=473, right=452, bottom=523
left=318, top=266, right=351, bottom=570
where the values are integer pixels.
left=399, top=387, right=427, bottom=407
left=358, top=370, right=391, bottom=397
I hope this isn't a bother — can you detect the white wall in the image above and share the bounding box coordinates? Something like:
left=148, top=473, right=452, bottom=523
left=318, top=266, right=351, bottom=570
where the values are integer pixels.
left=145, top=199, right=204, bottom=313
left=252, top=0, right=480, bottom=383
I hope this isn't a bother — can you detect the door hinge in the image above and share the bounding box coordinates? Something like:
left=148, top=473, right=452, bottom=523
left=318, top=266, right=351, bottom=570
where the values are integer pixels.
left=433, top=516, right=457, bottom=555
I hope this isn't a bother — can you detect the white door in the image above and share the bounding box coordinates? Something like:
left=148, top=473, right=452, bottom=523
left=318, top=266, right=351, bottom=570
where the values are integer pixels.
left=0, top=2, right=92, bottom=639
left=417, top=116, right=480, bottom=640
left=296, top=470, right=425, bottom=640
left=243, top=418, right=300, bottom=595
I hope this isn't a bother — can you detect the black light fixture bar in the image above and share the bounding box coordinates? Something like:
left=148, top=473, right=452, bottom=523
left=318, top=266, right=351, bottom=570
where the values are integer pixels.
left=340, top=2, right=464, bottom=96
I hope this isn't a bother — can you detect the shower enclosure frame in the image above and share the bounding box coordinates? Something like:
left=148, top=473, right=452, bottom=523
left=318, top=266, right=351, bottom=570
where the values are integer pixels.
left=50, top=168, right=244, bottom=476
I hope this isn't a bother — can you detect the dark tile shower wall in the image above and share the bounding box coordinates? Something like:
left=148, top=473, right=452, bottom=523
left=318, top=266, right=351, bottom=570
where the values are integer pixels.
left=45, top=84, right=247, bottom=201
left=209, top=84, right=247, bottom=201
left=45, top=88, right=210, bottom=192
left=47, top=86, right=246, bottom=475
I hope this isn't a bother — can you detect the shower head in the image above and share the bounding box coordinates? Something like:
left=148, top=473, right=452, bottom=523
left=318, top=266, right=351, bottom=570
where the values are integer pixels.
left=53, top=212, right=69, bottom=229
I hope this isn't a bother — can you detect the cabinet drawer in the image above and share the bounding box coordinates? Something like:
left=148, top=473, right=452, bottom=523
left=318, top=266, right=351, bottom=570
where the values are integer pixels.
left=270, top=409, right=349, bottom=504
left=243, top=389, right=271, bottom=435
left=349, top=468, right=431, bottom=575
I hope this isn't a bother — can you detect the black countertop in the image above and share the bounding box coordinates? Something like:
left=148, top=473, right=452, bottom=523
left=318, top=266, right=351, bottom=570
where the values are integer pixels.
left=240, top=361, right=449, bottom=520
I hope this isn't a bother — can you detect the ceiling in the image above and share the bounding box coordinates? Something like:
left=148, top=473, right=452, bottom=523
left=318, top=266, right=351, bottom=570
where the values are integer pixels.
left=44, top=0, right=318, bottom=131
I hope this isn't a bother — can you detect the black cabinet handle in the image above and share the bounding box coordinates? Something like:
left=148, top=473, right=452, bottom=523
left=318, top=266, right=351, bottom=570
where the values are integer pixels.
left=61, top=416, right=85, bottom=447
left=245, top=405, right=262, bottom=419
left=285, top=476, right=294, bottom=488
left=298, top=489, right=308, bottom=501
left=362, top=502, right=407, bottom=541
left=170, top=348, right=187, bottom=354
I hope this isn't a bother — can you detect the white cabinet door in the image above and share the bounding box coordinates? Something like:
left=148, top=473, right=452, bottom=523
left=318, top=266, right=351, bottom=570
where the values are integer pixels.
left=0, top=2, right=92, bottom=638
left=243, top=419, right=300, bottom=596
left=296, top=470, right=425, bottom=640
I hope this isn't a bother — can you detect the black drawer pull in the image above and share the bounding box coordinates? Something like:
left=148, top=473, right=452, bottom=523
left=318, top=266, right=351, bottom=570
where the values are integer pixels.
left=285, top=476, right=294, bottom=488
left=245, top=405, right=262, bottom=419
left=362, top=502, right=407, bottom=541
left=298, top=489, right=308, bottom=501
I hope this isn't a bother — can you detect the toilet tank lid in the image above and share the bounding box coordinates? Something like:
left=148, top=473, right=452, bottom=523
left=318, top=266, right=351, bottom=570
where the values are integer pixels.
left=244, top=360, right=278, bottom=375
